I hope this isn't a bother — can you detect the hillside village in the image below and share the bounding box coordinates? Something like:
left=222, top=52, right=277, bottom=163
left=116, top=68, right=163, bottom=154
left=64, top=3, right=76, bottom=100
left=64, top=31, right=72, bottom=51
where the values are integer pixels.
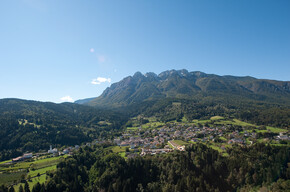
left=110, top=118, right=289, bottom=157
left=6, top=118, right=289, bottom=163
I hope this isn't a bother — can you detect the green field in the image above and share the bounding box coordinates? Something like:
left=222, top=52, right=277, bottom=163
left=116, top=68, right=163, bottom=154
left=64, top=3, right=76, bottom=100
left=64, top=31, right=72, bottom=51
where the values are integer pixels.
left=193, top=117, right=258, bottom=128
left=181, top=116, right=189, bottom=122
left=0, top=171, right=26, bottom=185
left=127, top=126, right=139, bottom=130
left=0, top=155, right=66, bottom=188
left=192, top=116, right=288, bottom=135
left=0, top=160, right=12, bottom=165
left=14, top=174, right=47, bottom=192
left=210, top=116, right=224, bottom=120
left=214, top=119, right=256, bottom=127
left=254, top=126, right=288, bottom=133
left=119, top=152, right=126, bottom=158
left=208, top=143, right=229, bottom=157
left=192, top=115, right=225, bottom=124
left=0, top=161, right=32, bottom=172
left=219, top=136, right=227, bottom=141
left=192, top=119, right=211, bottom=124
left=28, top=165, right=56, bottom=178
left=34, top=156, right=66, bottom=169
left=172, top=140, right=189, bottom=146
left=107, top=146, right=129, bottom=159
left=266, top=126, right=288, bottom=133
left=0, top=156, right=66, bottom=173
left=255, top=129, right=269, bottom=133
left=209, top=144, right=223, bottom=153
left=98, top=121, right=112, bottom=125
left=140, top=121, right=165, bottom=129
left=126, top=116, right=168, bottom=131
left=110, top=146, right=128, bottom=153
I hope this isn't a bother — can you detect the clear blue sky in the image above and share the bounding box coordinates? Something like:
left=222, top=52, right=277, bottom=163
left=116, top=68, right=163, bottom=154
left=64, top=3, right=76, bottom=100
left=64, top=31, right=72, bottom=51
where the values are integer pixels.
left=0, top=0, right=289, bottom=103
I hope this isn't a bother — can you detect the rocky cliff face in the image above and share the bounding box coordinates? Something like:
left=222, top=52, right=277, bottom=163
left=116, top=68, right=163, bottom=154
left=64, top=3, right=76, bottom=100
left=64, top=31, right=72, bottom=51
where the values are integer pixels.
left=85, top=69, right=290, bottom=108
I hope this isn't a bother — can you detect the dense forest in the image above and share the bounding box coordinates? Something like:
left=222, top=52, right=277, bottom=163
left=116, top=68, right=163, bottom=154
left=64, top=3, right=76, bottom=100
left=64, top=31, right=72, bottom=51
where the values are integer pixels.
left=0, top=99, right=127, bottom=161
left=3, top=143, right=287, bottom=192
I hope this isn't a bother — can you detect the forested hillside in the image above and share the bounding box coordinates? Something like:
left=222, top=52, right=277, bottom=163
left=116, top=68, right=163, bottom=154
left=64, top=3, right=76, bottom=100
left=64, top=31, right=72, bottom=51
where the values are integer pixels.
left=0, top=99, right=127, bottom=161
left=21, top=143, right=289, bottom=192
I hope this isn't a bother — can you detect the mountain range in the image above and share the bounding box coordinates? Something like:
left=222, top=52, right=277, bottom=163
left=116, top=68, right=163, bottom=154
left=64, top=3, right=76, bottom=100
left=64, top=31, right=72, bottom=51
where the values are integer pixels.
left=76, top=69, right=290, bottom=128
left=81, top=69, right=290, bottom=108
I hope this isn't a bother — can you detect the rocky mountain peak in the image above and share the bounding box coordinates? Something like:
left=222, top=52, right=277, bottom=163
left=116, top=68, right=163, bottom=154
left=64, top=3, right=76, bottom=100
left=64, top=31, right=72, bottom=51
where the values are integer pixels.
left=84, top=69, right=290, bottom=108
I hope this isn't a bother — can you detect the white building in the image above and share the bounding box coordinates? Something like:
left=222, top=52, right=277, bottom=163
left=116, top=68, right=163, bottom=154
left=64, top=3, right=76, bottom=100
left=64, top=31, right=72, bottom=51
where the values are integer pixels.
left=48, top=145, right=58, bottom=154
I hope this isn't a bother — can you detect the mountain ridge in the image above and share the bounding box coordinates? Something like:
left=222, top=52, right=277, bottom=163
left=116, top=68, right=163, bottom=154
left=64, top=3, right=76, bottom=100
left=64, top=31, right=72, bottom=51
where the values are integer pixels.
left=84, top=69, right=290, bottom=108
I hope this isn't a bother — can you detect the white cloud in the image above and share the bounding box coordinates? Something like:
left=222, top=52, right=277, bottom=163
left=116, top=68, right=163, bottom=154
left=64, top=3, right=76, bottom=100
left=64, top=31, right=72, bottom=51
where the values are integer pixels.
left=97, top=55, right=106, bottom=63
left=60, top=96, right=74, bottom=102
left=90, top=48, right=95, bottom=53
left=91, top=77, right=111, bottom=85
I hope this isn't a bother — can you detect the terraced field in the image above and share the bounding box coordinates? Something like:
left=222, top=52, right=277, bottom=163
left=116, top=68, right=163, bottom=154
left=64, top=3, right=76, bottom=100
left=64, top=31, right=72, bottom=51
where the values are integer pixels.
left=0, top=155, right=67, bottom=190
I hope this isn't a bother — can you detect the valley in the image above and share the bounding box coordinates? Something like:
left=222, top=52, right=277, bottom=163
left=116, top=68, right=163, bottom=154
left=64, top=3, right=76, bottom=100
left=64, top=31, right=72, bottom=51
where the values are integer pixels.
left=1, top=115, right=288, bottom=191
left=1, top=0, right=290, bottom=190
left=0, top=70, right=289, bottom=192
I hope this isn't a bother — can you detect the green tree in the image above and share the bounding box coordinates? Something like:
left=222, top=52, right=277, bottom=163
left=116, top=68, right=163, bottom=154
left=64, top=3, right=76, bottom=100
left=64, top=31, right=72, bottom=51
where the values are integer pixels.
left=40, top=184, right=45, bottom=192
left=46, top=180, right=56, bottom=192
left=32, top=182, right=41, bottom=192
left=8, top=186, right=15, bottom=192
left=0, top=184, right=8, bottom=192
left=19, top=185, right=24, bottom=192
left=24, top=181, right=30, bottom=192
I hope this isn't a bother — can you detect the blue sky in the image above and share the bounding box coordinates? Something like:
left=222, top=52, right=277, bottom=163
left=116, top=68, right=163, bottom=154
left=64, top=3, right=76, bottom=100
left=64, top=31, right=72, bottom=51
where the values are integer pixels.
left=0, top=0, right=289, bottom=103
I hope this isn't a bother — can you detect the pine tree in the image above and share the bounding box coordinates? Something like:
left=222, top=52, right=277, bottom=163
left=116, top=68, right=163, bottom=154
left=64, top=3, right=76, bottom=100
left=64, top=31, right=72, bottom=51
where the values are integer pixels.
left=8, top=186, right=15, bottom=192
left=19, top=185, right=24, bottom=192
left=24, top=181, right=30, bottom=192
left=39, top=184, right=45, bottom=192
left=0, top=184, right=8, bottom=192
left=32, top=182, right=41, bottom=192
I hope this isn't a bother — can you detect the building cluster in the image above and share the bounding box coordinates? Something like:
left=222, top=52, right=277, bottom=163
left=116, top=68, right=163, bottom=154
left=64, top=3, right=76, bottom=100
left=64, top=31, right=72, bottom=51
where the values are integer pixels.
left=48, top=145, right=58, bottom=154
left=48, top=145, right=80, bottom=156
left=114, top=124, right=227, bottom=150
left=112, top=122, right=289, bottom=157
left=12, top=153, right=32, bottom=162
left=276, top=133, right=289, bottom=141
left=10, top=145, right=81, bottom=163
left=140, top=148, right=173, bottom=156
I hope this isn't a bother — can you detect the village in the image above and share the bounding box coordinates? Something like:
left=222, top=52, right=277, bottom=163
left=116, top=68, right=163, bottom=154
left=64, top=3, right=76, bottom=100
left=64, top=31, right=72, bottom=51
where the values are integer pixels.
left=10, top=144, right=80, bottom=163
left=110, top=120, right=289, bottom=157
left=6, top=118, right=289, bottom=163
